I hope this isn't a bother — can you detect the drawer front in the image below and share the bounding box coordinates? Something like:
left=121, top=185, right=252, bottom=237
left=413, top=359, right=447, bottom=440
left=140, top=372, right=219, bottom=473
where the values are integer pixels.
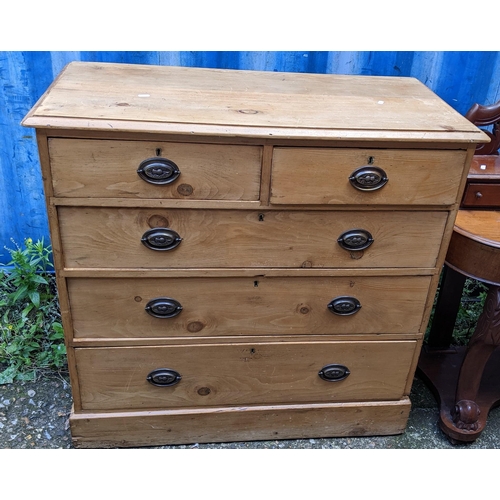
left=48, top=139, right=262, bottom=200
left=461, top=183, right=500, bottom=208
left=59, top=207, right=447, bottom=269
left=68, top=275, right=431, bottom=338
left=270, top=148, right=467, bottom=205
left=75, top=341, right=416, bottom=410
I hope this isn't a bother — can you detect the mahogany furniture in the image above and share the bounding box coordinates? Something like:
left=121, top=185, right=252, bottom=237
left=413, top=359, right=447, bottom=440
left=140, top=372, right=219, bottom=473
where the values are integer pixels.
left=23, top=62, right=487, bottom=447
left=417, top=101, right=500, bottom=443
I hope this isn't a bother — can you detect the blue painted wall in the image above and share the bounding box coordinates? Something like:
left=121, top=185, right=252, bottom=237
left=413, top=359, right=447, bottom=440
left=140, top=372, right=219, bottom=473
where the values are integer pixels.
left=1, top=51, right=500, bottom=263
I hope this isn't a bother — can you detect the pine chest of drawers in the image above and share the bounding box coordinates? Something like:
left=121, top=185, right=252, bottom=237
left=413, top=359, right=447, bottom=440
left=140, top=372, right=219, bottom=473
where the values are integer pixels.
left=23, top=62, right=487, bottom=447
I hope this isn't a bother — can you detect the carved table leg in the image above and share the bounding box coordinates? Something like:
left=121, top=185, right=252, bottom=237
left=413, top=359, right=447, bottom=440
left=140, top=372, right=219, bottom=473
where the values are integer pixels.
left=418, top=284, right=500, bottom=443
left=446, top=285, right=500, bottom=437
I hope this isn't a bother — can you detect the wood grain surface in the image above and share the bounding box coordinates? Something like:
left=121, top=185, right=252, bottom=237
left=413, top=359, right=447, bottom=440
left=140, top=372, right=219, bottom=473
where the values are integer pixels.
left=58, top=207, right=448, bottom=269
left=454, top=210, right=500, bottom=247
left=67, top=275, right=431, bottom=338
left=446, top=212, right=500, bottom=285
left=70, top=398, right=411, bottom=447
left=23, top=62, right=487, bottom=143
left=74, top=340, right=416, bottom=411
left=271, top=148, right=467, bottom=205
left=49, top=139, right=262, bottom=200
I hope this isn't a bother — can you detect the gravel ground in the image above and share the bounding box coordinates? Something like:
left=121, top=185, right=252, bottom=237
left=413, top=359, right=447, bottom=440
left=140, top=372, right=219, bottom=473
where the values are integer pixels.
left=0, top=372, right=73, bottom=448
left=2, top=375, right=500, bottom=449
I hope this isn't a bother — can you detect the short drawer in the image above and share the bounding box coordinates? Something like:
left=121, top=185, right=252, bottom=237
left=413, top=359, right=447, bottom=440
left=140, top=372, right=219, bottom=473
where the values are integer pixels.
left=270, top=148, right=467, bottom=205
left=74, top=340, right=417, bottom=410
left=58, top=207, right=447, bottom=269
left=461, top=183, right=500, bottom=208
left=48, top=139, right=262, bottom=200
left=67, top=275, right=431, bottom=339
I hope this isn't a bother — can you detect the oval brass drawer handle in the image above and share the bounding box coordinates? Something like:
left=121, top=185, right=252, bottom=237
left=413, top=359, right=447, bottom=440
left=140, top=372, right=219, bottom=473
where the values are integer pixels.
left=318, top=364, right=350, bottom=382
left=349, top=166, right=388, bottom=191
left=145, top=297, right=183, bottom=318
left=141, top=228, right=182, bottom=251
left=328, top=296, right=361, bottom=316
left=137, top=157, right=181, bottom=185
left=147, top=368, right=182, bottom=387
left=338, top=229, right=374, bottom=251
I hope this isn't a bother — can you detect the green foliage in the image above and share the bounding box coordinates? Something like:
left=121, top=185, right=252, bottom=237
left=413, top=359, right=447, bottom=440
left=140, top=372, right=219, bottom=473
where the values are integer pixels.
left=452, top=278, right=488, bottom=345
left=0, top=238, right=66, bottom=384
left=425, top=272, right=488, bottom=345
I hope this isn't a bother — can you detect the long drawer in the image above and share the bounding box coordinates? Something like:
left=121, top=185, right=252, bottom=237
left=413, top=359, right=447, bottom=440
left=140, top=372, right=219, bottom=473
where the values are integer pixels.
left=48, top=139, right=263, bottom=200
left=58, top=207, right=448, bottom=269
left=67, top=275, right=431, bottom=338
left=271, top=148, right=467, bottom=205
left=75, top=340, right=417, bottom=411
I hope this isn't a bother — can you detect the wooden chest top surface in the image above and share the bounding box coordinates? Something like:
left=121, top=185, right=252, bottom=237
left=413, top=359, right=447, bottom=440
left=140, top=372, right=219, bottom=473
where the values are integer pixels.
left=23, top=62, right=487, bottom=143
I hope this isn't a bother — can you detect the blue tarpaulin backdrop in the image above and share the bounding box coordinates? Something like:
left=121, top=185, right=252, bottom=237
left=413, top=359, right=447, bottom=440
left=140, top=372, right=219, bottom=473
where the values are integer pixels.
left=1, top=51, right=500, bottom=263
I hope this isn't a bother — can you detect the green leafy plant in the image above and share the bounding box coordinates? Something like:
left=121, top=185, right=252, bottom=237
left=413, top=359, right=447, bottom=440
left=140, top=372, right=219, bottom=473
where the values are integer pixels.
left=452, top=278, right=488, bottom=345
left=425, top=272, right=488, bottom=345
left=0, top=238, right=66, bottom=384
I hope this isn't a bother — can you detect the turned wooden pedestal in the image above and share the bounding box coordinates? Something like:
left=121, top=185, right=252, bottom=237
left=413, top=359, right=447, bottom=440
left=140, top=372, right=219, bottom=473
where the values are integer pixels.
left=418, top=210, right=500, bottom=443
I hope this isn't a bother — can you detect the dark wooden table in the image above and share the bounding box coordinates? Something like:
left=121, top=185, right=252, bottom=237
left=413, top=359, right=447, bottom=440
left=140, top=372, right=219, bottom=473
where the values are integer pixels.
left=417, top=156, right=500, bottom=443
